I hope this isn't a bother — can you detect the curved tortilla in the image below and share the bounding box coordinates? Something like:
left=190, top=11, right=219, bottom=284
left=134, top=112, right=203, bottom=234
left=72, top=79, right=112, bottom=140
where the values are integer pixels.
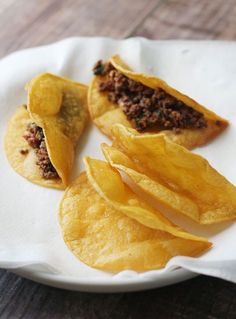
left=5, top=73, right=88, bottom=189
left=84, top=157, right=210, bottom=243
left=88, top=55, right=228, bottom=149
left=59, top=172, right=211, bottom=271
left=101, top=143, right=199, bottom=221
left=111, top=124, right=236, bottom=224
left=4, top=105, right=63, bottom=189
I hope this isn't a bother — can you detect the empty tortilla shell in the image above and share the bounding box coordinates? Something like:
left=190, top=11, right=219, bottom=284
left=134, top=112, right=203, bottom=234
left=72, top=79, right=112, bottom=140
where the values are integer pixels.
left=101, top=143, right=199, bottom=221
left=59, top=172, right=211, bottom=272
left=84, top=157, right=210, bottom=243
left=88, top=55, right=228, bottom=149
left=5, top=73, right=88, bottom=189
left=111, top=124, right=236, bottom=224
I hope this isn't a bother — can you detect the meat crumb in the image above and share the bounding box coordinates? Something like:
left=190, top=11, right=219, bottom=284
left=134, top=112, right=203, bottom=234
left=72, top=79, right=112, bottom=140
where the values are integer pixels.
left=93, top=60, right=113, bottom=76
left=215, top=120, right=222, bottom=126
left=23, top=123, right=59, bottom=179
left=20, top=149, right=29, bottom=155
left=93, top=60, right=207, bottom=132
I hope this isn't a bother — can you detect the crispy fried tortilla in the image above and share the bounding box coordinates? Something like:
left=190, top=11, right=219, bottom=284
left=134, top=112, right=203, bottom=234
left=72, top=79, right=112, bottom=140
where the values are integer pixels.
left=88, top=55, right=228, bottom=149
left=59, top=172, right=211, bottom=272
left=5, top=73, right=88, bottom=189
left=111, top=124, right=236, bottom=224
left=84, top=157, right=210, bottom=242
left=102, top=143, right=199, bottom=221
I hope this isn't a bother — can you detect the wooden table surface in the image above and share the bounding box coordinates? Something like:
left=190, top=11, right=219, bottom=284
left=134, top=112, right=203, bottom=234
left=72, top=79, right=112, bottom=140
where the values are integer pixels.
left=1, top=0, right=236, bottom=318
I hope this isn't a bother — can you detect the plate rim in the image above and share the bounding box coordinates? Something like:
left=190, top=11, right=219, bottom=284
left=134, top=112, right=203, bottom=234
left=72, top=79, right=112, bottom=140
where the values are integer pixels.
left=12, top=268, right=198, bottom=292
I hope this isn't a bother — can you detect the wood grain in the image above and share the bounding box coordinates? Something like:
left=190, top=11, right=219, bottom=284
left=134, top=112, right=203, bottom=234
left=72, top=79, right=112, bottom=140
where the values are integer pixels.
left=0, top=0, right=159, bottom=58
left=131, top=0, right=236, bottom=40
left=0, top=0, right=236, bottom=318
left=0, top=270, right=236, bottom=319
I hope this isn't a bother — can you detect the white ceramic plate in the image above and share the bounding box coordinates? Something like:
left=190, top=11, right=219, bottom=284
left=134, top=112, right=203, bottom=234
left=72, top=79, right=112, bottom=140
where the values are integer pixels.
left=0, top=38, right=236, bottom=292
left=12, top=268, right=196, bottom=292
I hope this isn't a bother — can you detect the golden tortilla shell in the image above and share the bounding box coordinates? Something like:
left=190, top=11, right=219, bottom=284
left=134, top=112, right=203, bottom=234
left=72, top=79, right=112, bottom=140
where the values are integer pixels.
left=102, top=143, right=199, bottom=221
left=111, top=124, right=236, bottom=224
left=88, top=55, right=228, bottom=149
left=5, top=105, right=63, bottom=188
left=84, top=157, right=210, bottom=243
left=5, top=73, right=88, bottom=189
left=59, top=172, right=211, bottom=271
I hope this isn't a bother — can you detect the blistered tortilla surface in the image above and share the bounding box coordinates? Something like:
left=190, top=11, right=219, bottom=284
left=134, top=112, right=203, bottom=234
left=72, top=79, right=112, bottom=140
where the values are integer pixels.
left=59, top=172, right=210, bottom=271
left=112, top=124, right=236, bottom=224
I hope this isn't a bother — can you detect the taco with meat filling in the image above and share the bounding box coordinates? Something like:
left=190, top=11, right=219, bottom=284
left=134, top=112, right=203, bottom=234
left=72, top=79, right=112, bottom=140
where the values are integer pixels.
left=88, top=55, right=228, bottom=149
left=4, top=73, right=88, bottom=189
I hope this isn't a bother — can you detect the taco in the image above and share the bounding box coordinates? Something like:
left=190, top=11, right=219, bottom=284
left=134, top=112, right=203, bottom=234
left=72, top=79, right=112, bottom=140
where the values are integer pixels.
left=59, top=168, right=211, bottom=272
left=109, top=124, right=236, bottom=224
left=4, top=73, right=88, bottom=189
left=88, top=55, right=228, bottom=149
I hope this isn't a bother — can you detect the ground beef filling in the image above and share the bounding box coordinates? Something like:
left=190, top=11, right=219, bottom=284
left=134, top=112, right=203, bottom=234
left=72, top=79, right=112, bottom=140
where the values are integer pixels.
left=93, top=60, right=207, bottom=132
left=23, top=123, right=59, bottom=179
